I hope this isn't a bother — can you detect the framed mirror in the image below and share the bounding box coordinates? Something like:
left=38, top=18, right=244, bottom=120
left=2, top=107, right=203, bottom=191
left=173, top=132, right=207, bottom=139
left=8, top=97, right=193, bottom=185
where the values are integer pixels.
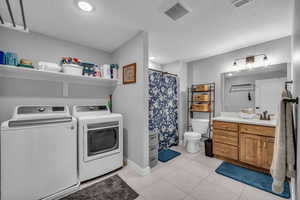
left=221, top=63, right=291, bottom=115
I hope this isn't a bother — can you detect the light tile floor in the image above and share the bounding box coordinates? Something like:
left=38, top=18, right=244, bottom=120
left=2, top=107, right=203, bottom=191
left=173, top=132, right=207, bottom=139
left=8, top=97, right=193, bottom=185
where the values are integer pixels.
left=82, top=145, right=289, bottom=200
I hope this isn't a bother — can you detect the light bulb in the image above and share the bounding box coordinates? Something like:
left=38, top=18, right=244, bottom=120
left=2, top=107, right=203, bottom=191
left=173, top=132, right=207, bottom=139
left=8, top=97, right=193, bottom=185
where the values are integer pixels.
left=78, top=1, right=94, bottom=12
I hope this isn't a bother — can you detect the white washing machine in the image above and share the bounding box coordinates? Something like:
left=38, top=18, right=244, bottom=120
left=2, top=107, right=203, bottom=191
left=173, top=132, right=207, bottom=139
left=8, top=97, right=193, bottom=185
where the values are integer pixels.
left=73, top=105, right=123, bottom=182
left=1, top=105, right=79, bottom=200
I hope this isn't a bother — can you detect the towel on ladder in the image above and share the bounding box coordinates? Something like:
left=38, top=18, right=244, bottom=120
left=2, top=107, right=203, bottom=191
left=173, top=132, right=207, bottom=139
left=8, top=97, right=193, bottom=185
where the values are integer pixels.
left=271, top=89, right=296, bottom=194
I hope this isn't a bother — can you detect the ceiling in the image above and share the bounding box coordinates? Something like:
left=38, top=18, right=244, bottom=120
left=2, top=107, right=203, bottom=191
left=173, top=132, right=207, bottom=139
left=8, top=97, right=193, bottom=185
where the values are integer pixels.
left=0, top=0, right=293, bottom=64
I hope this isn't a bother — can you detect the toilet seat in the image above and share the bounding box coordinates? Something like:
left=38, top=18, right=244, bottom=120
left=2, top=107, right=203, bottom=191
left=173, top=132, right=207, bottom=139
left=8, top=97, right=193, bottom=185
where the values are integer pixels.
left=184, top=132, right=201, bottom=140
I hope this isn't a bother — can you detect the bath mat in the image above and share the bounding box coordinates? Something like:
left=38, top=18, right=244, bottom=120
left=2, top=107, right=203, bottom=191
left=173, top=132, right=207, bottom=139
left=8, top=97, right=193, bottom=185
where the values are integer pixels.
left=215, top=162, right=290, bottom=199
left=158, top=149, right=181, bottom=162
left=61, top=175, right=139, bottom=200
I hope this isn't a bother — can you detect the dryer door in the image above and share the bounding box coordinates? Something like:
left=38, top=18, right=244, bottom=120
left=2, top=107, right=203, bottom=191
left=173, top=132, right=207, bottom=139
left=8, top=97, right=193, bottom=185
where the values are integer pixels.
left=83, top=121, right=120, bottom=162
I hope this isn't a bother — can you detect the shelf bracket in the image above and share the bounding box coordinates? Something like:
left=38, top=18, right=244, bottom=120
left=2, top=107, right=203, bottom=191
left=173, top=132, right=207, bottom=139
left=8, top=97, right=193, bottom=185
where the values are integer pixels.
left=62, top=81, right=68, bottom=97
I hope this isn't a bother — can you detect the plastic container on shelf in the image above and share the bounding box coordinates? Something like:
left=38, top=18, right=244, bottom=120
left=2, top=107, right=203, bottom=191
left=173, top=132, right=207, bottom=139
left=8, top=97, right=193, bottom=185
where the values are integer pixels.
left=62, top=64, right=83, bottom=76
left=81, top=62, right=97, bottom=77
left=20, top=58, right=33, bottom=66
left=0, top=51, right=4, bottom=64
left=4, top=52, right=18, bottom=66
left=95, top=66, right=102, bottom=77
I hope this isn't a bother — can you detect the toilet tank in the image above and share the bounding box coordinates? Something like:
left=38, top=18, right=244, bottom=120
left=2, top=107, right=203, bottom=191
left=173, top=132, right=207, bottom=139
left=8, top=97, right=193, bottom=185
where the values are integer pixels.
left=191, top=119, right=209, bottom=134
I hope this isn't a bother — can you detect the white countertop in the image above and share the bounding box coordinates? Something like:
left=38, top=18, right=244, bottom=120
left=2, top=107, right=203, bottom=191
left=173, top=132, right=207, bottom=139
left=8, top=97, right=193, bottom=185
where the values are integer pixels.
left=213, top=114, right=277, bottom=127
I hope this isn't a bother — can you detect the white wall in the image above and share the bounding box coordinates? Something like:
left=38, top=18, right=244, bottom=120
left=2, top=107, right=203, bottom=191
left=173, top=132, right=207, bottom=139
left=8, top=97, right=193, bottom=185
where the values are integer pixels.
left=163, top=61, right=188, bottom=92
left=112, top=31, right=149, bottom=169
left=163, top=61, right=188, bottom=143
left=149, top=61, right=162, bottom=71
left=293, top=0, right=300, bottom=198
left=0, top=28, right=114, bottom=122
left=0, top=27, right=112, bottom=67
left=188, top=36, right=292, bottom=115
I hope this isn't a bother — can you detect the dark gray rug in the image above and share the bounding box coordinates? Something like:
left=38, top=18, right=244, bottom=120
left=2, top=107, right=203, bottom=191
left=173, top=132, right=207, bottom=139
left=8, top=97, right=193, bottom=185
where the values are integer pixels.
left=61, top=175, right=139, bottom=200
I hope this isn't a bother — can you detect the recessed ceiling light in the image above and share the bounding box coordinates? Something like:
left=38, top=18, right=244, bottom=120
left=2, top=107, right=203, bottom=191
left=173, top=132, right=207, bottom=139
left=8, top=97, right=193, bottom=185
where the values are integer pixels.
left=78, top=1, right=94, bottom=12
left=149, top=57, right=155, bottom=60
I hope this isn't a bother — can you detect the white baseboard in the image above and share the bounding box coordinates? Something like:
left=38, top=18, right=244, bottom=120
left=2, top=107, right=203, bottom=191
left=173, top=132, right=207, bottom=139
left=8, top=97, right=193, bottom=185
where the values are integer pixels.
left=126, top=159, right=151, bottom=176
left=291, top=178, right=296, bottom=200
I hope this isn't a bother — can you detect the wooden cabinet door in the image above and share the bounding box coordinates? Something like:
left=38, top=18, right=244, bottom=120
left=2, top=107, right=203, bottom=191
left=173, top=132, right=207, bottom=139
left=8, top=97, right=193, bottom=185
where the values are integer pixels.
left=262, top=137, right=275, bottom=169
left=239, top=134, right=263, bottom=167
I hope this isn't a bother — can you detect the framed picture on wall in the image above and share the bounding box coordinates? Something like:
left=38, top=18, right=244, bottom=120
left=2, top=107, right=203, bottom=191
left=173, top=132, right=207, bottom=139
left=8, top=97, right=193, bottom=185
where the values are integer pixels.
left=123, top=63, right=136, bottom=84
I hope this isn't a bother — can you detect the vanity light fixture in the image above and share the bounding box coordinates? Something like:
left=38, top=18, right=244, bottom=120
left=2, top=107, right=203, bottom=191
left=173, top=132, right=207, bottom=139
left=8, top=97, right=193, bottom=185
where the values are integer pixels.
left=246, top=56, right=255, bottom=70
left=77, top=1, right=94, bottom=12
left=263, top=55, right=270, bottom=67
left=232, top=54, right=269, bottom=71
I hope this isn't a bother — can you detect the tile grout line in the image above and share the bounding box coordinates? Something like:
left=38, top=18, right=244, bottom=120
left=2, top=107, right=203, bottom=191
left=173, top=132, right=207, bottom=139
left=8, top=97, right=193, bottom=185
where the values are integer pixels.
left=237, top=184, right=247, bottom=200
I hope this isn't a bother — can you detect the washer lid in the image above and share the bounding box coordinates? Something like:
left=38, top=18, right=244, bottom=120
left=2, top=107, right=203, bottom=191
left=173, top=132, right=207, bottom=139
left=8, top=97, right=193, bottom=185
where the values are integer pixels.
left=11, top=105, right=71, bottom=120
left=17, top=106, right=65, bottom=114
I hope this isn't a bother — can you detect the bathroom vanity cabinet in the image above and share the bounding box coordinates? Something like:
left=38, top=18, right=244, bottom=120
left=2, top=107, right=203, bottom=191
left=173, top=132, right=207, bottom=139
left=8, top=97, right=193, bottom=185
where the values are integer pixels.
left=213, top=120, right=275, bottom=172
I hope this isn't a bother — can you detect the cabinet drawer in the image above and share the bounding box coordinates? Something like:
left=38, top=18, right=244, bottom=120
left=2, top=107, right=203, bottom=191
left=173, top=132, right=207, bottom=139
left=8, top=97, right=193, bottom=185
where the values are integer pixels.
left=213, top=142, right=238, bottom=160
left=213, top=121, right=238, bottom=132
left=240, top=124, right=275, bottom=137
left=213, top=129, right=238, bottom=146
left=149, top=133, right=158, bottom=146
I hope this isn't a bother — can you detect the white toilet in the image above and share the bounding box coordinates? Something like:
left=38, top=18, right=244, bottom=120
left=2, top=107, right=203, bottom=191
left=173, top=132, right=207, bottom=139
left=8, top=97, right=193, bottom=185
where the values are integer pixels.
left=184, top=119, right=209, bottom=153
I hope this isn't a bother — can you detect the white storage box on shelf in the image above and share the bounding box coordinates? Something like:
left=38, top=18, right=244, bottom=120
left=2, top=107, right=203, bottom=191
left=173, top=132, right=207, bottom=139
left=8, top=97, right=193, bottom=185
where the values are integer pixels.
left=102, top=64, right=111, bottom=79
left=37, top=61, right=61, bottom=72
left=62, top=64, right=83, bottom=76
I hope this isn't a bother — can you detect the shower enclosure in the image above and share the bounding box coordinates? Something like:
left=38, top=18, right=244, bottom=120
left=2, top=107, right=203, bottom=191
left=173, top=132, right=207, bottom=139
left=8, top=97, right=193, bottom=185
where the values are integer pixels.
left=149, top=69, right=179, bottom=151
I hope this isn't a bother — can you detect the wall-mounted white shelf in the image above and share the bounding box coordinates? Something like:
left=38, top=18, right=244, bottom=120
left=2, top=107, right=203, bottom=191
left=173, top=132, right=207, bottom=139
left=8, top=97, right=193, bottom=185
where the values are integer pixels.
left=0, top=64, right=118, bottom=87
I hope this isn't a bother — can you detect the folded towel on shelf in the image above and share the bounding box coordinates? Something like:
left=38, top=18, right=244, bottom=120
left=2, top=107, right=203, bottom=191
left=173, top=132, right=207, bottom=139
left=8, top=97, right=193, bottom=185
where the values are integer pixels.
left=37, top=61, right=62, bottom=72
left=271, top=89, right=296, bottom=194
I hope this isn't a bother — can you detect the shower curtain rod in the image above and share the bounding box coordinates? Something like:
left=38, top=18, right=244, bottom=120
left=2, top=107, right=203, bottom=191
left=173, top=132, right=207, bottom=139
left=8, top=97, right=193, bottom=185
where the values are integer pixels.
left=149, top=68, right=178, bottom=77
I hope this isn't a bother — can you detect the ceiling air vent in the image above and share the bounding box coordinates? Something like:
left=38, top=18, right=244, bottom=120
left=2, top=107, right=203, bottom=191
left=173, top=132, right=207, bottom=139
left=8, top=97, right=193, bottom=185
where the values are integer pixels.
left=232, top=0, right=254, bottom=7
left=164, top=2, right=190, bottom=21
